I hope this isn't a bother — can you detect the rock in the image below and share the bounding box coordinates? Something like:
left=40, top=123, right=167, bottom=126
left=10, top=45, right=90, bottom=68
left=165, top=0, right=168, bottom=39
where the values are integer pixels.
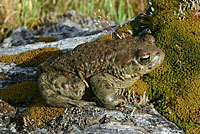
left=0, top=62, right=16, bottom=74
left=0, top=10, right=118, bottom=55
left=22, top=105, right=184, bottom=134
left=0, top=66, right=37, bottom=89
left=1, top=37, right=13, bottom=48
left=0, top=32, right=106, bottom=57
left=0, top=99, right=17, bottom=127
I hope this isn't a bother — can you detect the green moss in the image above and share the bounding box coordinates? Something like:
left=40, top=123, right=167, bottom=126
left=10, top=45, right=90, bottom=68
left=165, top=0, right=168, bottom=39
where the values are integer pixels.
left=186, top=125, right=200, bottom=134
left=0, top=81, right=40, bottom=105
left=36, top=36, right=58, bottom=43
left=0, top=47, right=63, bottom=67
left=128, top=79, right=149, bottom=96
left=141, top=0, right=200, bottom=133
left=22, top=98, right=65, bottom=129
left=175, top=75, right=200, bottom=124
left=98, top=34, right=113, bottom=41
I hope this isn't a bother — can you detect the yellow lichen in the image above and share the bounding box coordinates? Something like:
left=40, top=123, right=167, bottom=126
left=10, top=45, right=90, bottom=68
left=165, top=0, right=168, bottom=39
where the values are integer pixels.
left=128, top=79, right=148, bottom=96
left=98, top=34, right=113, bottom=41
left=0, top=76, right=6, bottom=80
left=0, top=99, right=16, bottom=114
left=26, top=19, right=41, bottom=31
left=0, top=47, right=63, bottom=67
left=22, top=99, right=65, bottom=129
left=36, top=36, right=58, bottom=43
left=0, top=81, right=65, bottom=129
left=186, top=125, right=200, bottom=134
left=0, top=81, right=40, bottom=105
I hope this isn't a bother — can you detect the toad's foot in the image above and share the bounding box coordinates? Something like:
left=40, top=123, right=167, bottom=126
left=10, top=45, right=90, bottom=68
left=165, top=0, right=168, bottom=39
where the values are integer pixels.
left=89, top=72, right=127, bottom=108
left=44, top=92, right=96, bottom=107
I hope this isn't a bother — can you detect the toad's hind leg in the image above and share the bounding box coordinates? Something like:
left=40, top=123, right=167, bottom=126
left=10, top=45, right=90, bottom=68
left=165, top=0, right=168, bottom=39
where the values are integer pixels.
left=38, top=72, right=96, bottom=107
left=89, top=72, right=126, bottom=108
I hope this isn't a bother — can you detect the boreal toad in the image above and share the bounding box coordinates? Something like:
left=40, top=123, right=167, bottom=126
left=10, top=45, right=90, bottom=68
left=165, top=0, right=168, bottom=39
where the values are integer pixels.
left=37, top=35, right=165, bottom=108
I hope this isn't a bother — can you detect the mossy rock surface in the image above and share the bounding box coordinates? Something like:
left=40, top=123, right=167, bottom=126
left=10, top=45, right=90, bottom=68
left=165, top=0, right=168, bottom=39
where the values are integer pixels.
left=0, top=81, right=65, bottom=129
left=36, top=36, right=58, bottom=43
left=128, top=79, right=149, bottom=96
left=0, top=47, right=63, bottom=67
left=22, top=99, right=65, bottom=129
left=26, top=19, right=41, bottom=31
left=0, top=81, right=40, bottom=105
left=144, top=0, right=200, bottom=133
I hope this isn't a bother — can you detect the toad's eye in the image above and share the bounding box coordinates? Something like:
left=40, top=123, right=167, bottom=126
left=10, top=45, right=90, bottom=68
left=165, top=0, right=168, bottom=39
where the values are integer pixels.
left=137, top=52, right=151, bottom=65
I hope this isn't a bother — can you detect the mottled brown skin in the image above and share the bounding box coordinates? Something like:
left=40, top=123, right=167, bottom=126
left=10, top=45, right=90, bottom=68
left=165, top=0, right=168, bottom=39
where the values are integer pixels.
left=37, top=35, right=165, bottom=108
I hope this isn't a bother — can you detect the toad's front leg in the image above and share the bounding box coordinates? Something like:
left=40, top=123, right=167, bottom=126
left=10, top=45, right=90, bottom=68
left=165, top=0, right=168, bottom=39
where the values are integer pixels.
left=89, top=72, right=127, bottom=108
left=38, top=72, right=96, bottom=107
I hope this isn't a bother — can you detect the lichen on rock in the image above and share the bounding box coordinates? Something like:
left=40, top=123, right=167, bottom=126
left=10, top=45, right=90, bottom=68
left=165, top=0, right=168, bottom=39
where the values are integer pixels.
left=36, top=36, right=58, bottom=43
left=22, top=99, right=65, bottom=129
left=144, top=0, right=200, bottom=133
left=0, top=81, right=65, bottom=129
left=0, top=81, right=40, bottom=105
left=0, top=47, right=63, bottom=67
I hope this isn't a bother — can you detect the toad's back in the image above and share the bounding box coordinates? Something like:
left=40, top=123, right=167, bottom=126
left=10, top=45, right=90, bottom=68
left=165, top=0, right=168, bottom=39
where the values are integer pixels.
left=38, top=35, right=156, bottom=76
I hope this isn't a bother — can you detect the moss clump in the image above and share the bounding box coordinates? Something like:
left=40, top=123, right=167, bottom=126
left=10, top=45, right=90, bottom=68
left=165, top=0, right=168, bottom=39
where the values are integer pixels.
left=128, top=79, right=148, bottom=96
left=26, top=19, right=41, bottom=31
left=98, top=34, right=113, bottom=41
left=0, top=47, right=63, bottom=67
left=36, top=36, right=58, bottom=43
left=175, top=76, right=200, bottom=124
left=22, top=99, right=65, bottom=129
left=0, top=81, right=40, bottom=105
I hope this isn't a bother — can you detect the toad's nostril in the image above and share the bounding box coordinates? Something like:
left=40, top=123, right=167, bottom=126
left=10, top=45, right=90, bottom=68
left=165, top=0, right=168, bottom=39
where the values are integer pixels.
left=155, top=52, right=160, bottom=56
left=148, top=66, right=152, bottom=70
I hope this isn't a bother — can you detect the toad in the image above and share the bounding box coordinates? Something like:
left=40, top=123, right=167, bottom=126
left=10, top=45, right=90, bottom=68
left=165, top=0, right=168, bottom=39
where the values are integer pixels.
left=37, top=35, right=165, bottom=108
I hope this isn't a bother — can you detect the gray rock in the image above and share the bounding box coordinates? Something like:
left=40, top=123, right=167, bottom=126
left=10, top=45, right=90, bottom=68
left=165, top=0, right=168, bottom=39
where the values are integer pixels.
left=0, top=99, right=17, bottom=127
left=0, top=62, right=16, bottom=74
left=22, top=105, right=184, bottom=134
left=1, top=37, right=13, bottom=48
left=0, top=32, right=105, bottom=57
left=0, top=66, right=37, bottom=89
